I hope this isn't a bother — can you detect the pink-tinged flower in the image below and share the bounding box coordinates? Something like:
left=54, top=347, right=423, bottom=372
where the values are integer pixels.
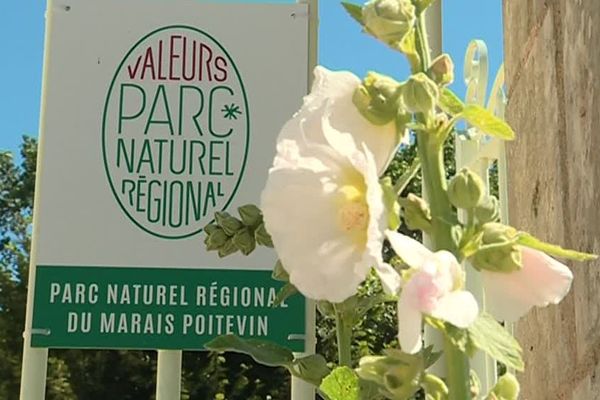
left=386, top=231, right=479, bottom=354
left=482, top=247, right=573, bottom=322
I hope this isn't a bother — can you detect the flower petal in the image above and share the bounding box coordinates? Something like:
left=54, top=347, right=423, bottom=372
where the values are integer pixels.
left=430, top=291, right=479, bottom=328
left=374, top=262, right=401, bottom=294
left=262, top=165, right=367, bottom=302
left=397, top=291, right=424, bottom=354
left=482, top=247, right=573, bottom=322
left=280, top=66, right=398, bottom=175
left=386, top=230, right=433, bottom=269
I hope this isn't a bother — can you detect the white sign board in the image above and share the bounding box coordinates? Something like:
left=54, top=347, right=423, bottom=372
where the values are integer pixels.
left=30, top=0, right=309, bottom=351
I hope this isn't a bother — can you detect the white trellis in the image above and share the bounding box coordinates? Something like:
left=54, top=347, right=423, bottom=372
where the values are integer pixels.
left=455, top=39, right=509, bottom=393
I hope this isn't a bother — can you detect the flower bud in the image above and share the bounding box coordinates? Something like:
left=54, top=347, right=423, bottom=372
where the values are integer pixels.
left=402, top=72, right=439, bottom=114
left=362, top=0, right=416, bottom=47
left=206, top=228, right=228, bottom=251
left=470, top=370, right=482, bottom=398
left=218, top=238, right=238, bottom=258
left=356, top=355, right=388, bottom=383
left=316, top=300, right=335, bottom=318
left=422, top=374, right=449, bottom=400
left=238, top=204, right=263, bottom=228
left=383, top=366, right=421, bottom=398
left=472, top=245, right=522, bottom=273
left=447, top=168, right=485, bottom=209
left=255, top=222, right=274, bottom=247
left=215, top=212, right=243, bottom=235
left=232, top=228, right=256, bottom=256
left=399, top=194, right=432, bottom=232
left=471, top=223, right=522, bottom=273
left=428, top=54, right=455, bottom=86
left=481, top=222, right=518, bottom=244
left=353, top=72, right=402, bottom=125
left=487, top=373, right=520, bottom=400
left=356, top=350, right=422, bottom=399
left=203, top=223, right=220, bottom=235
left=475, top=195, right=500, bottom=224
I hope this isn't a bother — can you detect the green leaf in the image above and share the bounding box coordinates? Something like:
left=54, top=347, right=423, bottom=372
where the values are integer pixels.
left=273, top=282, right=298, bottom=307
left=397, top=29, right=420, bottom=72
left=237, top=204, right=262, bottom=228
left=461, top=105, right=515, bottom=140
left=255, top=222, right=274, bottom=247
left=320, top=367, right=361, bottom=400
left=381, top=177, right=401, bottom=230
left=517, top=232, right=597, bottom=261
left=443, top=323, right=475, bottom=356
left=426, top=314, right=523, bottom=371
left=422, top=345, right=443, bottom=369
left=205, top=335, right=294, bottom=367
left=205, top=335, right=330, bottom=386
left=271, top=260, right=289, bottom=282
left=468, top=313, right=524, bottom=371
left=317, top=300, right=336, bottom=318
left=341, top=2, right=363, bottom=26
left=439, top=88, right=465, bottom=115
left=290, top=354, right=331, bottom=386
left=414, top=0, right=438, bottom=14
left=357, top=379, right=383, bottom=400
left=393, top=157, right=421, bottom=195
left=355, top=293, right=387, bottom=320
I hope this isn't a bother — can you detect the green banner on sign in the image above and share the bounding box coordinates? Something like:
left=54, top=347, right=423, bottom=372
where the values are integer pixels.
left=31, top=266, right=305, bottom=352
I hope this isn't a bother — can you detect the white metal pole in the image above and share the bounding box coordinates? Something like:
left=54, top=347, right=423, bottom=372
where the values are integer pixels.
left=291, top=1, right=318, bottom=399
left=425, top=1, right=442, bottom=57
left=455, top=142, right=497, bottom=393
left=156, top=350, right=183, bottom=400
left=291, top=301, right=317, bottom=399
left=19, top=2, right=55, bottom=399
left=422, top=0, right=446, bottom=377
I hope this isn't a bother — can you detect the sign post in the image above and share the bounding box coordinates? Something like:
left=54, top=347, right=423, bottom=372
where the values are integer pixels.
left=290, top=2, right=318, bottom=399
left=20, top=1, right=314, bottom=399
left=156, top=350, right=182, bottom=400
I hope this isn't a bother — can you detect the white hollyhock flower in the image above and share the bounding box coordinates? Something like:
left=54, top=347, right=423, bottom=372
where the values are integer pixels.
left=482, top=247, right=573, bottom=322
left=386, top=231, right=479, bottom=354
left=261, top=107, right=401, bottom=303
left=278, top=66, right=405, bottom=176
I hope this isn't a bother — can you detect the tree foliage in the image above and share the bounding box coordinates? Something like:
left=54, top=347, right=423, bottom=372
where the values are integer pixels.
left=0, top=137, right=291, bottom=399
left=0, top=135, right=459, bottom=399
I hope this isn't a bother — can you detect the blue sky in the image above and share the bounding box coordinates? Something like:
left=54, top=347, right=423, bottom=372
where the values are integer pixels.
left=0, top=0, right=503, bottom=155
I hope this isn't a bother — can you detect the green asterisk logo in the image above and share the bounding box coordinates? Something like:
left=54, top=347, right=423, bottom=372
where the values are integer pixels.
left=222, top=103, right=243, bottom=120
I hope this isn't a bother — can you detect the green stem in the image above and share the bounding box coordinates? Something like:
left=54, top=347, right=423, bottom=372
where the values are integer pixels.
left=444, top=337, right=472, bottom=399
left=335, top=306, right=353, bottom=368
left=416, top=132, right=457, bottom=255
left=413, top=10, right=472, bottom=400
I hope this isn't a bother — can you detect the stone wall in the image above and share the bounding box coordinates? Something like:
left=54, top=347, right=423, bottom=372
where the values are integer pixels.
left=503, top=1, right=600, bottom=398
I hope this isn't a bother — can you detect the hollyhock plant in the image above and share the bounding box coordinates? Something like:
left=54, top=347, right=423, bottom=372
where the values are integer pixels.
left=202, top=1, right=597, bottom=399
